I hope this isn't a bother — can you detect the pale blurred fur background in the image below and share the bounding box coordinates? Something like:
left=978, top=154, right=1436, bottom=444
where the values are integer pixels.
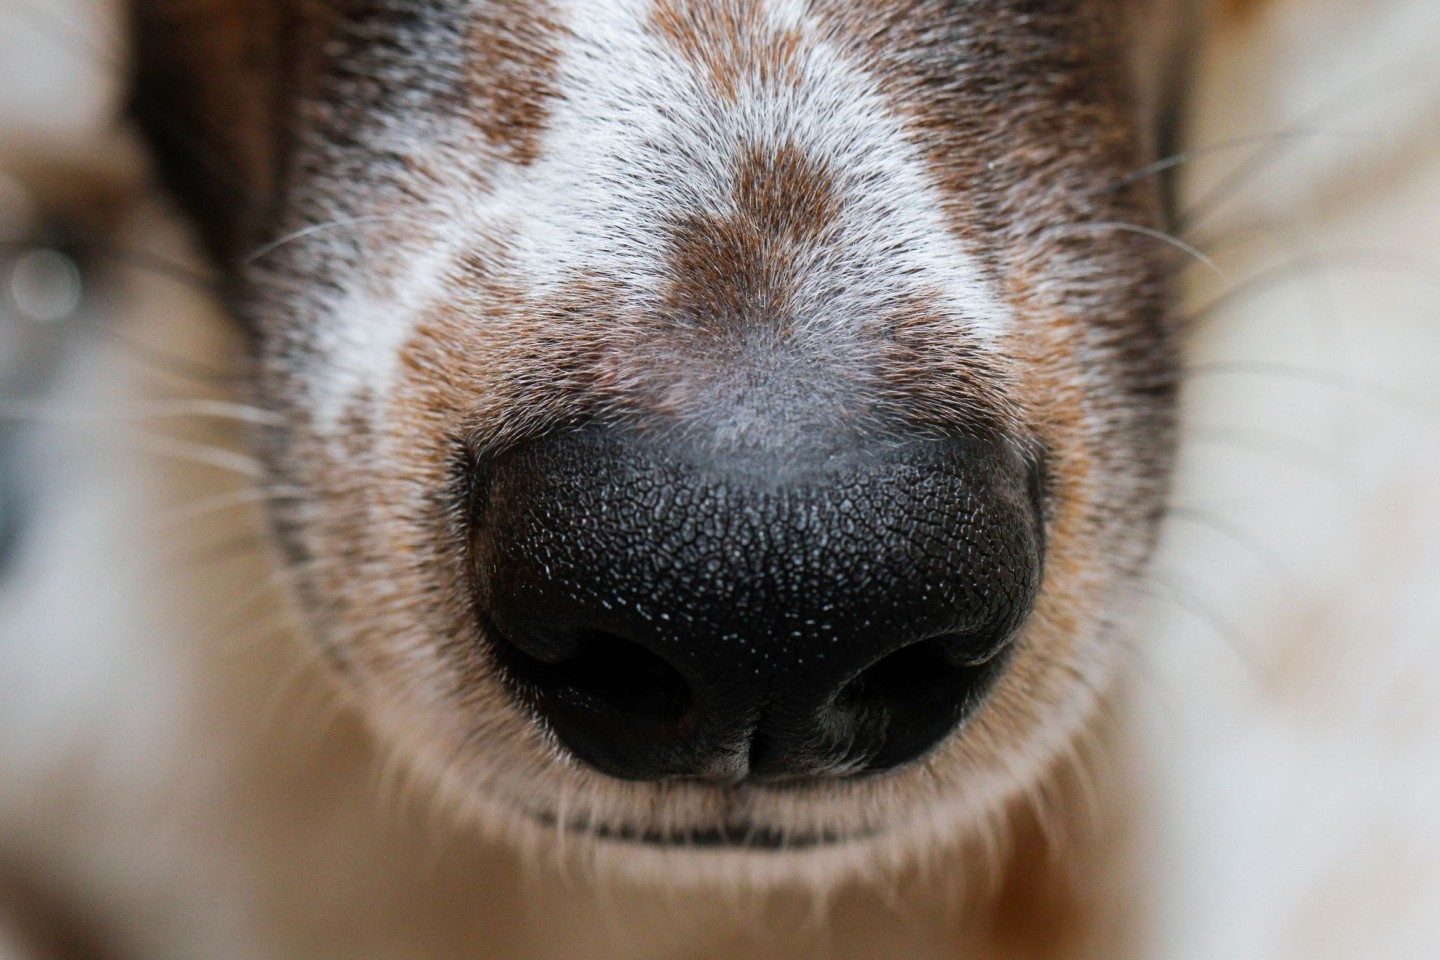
left=1, top=0, right=1438, bottom=957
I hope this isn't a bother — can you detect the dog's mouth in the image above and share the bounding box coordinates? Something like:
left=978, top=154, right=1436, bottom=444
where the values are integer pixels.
left=532, top=808, right=879, bottom=851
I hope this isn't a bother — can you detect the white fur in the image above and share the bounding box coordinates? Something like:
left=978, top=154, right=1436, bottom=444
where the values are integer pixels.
left=302, top=0, right=1012, bottom=432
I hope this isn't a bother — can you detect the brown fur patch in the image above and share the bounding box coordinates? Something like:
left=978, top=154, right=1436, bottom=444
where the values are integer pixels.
left=659, top=141, right=838, bottom=340
left=731, top=141, right=841, bottom=245
left=464, top=3, right=565, bottom=166
left=663, top=210, right=797, bottom=337
left=981, top=715, right=1141, bottom=960
left=987, top=816, right=1101, bottom=956
left=649, top=0, right=803, bottom=99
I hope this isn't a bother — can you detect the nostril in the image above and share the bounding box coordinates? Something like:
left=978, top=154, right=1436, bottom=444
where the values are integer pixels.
left=485, top=619, right=712, bottom=779
left=833, top=633, right=1012, bottom=774
left=490, top=624, right=695, bottom=723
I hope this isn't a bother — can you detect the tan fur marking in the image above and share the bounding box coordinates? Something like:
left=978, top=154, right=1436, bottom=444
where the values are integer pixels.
left=649, top=0, right=803, bottom=99
left=663, top=211, right=796, bottom=337
left=731, top=141, right=841, bottom=246
left=987, top=818, right=1101, bottom=956
left=659, top=142, right=837, bottom=340
left=465, top=2, right=565, bottom=166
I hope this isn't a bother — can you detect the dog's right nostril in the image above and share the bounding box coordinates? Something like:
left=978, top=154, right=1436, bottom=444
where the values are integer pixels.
left=488, top=622, right=702, bottom=770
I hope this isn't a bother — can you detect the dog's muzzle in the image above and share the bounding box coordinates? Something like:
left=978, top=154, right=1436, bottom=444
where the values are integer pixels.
left=470, top=425, right=1043, bottom=784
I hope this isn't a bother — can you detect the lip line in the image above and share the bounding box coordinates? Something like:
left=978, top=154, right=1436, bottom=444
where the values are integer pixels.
left=524, top=809, right=883, bottom=851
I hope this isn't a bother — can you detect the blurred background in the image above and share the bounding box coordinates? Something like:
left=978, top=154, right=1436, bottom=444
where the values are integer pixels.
left=1, top=0, right=1438, bottom=957
left=1139, top=3, right=1440, bottom=955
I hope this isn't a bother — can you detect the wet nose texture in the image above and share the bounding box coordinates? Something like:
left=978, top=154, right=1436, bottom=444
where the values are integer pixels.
left=470, top=428, right=1043, bottom=783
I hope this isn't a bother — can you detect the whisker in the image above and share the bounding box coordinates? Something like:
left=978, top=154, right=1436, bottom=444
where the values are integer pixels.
left=127, top=432, right=267, bottom=478
left=149, top=484, right=303, bottom=531
left=0, top=237, right=217, bottom=293
left=1140, top=569, right=1266, bottom=687
left=87, top=242, right=218, bottom=292
left=211, top=557, right=319, bottom=635
left=166, top=532, right=268, bottom=570
left=1162, top=506, right=1293, bottom=584
left=1042, top=221, right=1225, bottom=279
left=1183, top=424, right=1337, bottom=475
left=1182, top=249, right=1440, bottom=333
left=1185, top=361, right=1433, bottom=421
left=1102, top=127, right=1360, bottom=194
left=92, top=327, right=238, bottom=386
left=245, top=215, right=432, bottom=265
left=1179, top=61, right=1432, bottom=232
left=0, top=398, right=280, bottom=426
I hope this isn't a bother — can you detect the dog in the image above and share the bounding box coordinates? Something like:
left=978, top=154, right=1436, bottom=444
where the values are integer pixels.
left=2, top=0, right=1439, bottom=957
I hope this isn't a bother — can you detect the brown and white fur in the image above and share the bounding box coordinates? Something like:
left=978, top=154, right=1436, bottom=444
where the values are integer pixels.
left=2, top=0, right=1439, bottom=957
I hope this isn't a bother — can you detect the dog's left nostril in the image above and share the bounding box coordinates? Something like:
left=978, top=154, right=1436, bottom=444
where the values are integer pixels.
left=829, top=634, right=1009, bottom=774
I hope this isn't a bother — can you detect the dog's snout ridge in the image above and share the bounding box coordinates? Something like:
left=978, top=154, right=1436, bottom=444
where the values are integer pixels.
left=470, top=427, right=1043, bottom=783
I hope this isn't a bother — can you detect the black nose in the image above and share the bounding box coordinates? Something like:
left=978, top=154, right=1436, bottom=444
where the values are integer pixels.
left=469, top=427, right=1042, bottom=782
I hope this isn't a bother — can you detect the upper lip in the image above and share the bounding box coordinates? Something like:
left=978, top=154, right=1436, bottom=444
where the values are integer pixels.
left=523, top=800, right=883, bottom=851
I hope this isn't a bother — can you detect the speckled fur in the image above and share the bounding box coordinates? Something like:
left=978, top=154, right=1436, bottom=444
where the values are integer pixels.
left=124, top=0, right=1190, bottom=882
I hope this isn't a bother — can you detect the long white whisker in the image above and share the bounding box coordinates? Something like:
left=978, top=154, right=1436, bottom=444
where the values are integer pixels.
left=1163, top=506, right=1293, bottom=584
left=245, top=215, right=430, bottom=265
left=1180, top=60, right=1434, bottom=231
left=1185, top=360, right=1433, bottom=420
left=149, top=485, right=304, bottom=530
left=128, top=433, right=268, bottom=478
left=1183, top=424, right=1338, bottom=474
left=1104, top=127, right=1358, bottom=193
left=1182, top=249, right=1440, bottom=331
left=0, top=399, right=281, bottom=426
left=96, top=329, right=237, bottom=386
left=0, top=238, right=218, bottom=292
left=1140, top=569, right=1264, bottom=687
left=1042, top=221, right=1226, bottom=279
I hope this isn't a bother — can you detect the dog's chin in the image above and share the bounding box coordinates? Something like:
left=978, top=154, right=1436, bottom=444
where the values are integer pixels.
left=447, top=761, right=997, bottom=889
left=501, top=801, right=998, bottom=892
